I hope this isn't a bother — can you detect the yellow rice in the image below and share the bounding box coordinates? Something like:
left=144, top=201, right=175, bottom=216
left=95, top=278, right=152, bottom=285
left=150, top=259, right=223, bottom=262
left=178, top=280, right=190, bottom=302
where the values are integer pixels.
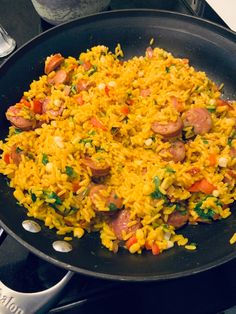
left=0, top=44, right=236, bottom=255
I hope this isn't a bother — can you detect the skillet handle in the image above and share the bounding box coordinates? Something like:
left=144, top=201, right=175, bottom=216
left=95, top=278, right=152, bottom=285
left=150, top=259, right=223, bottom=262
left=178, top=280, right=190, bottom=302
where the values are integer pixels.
left=0, top=271, right=73, bottom=314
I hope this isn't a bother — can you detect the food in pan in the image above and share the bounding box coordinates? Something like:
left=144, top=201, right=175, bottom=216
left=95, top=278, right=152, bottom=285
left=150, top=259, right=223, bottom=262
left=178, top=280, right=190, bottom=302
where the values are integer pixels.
left=0, top=44, right=236, bottom=255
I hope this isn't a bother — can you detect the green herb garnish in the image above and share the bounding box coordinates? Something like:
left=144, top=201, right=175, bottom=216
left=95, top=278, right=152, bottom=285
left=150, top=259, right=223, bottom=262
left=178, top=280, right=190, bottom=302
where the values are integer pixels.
left=165, top=167, right=176, bottom=173
left=79, top=138, right=93, bottom=144
left=65, top=166, right=76, bottom=178
left=194, top=198, right=215, bottom=220
left=108, top=203, right=119, bottom=211
left=44, top=191, right=62, bottom=205
left=88, top=65, right=97, bottom=76
left=70, top=85, right=77, bottom=94
left=42, top=153, right=49, bottom=165
left=16, top=147, right=23, bottom=153
left=30, top=192, right=37, bottom=202
left=150, top=176, right=166, bottom=200
left=14, top=128, right=22, bottom=134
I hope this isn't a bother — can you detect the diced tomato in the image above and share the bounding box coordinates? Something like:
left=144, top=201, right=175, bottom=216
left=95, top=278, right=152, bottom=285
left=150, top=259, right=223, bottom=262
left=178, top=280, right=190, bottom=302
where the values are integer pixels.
left=125, top=236, right=137, bottom=249
left=33, top=99, right=43, bottom=114
left=198, top=179, right=217, bottom=194
left=145, top=240, right=152, bottom=250
left=105, top=85, right=110, bottom=96
left=126, top=98, right=134, bottom=106
left=209, top=153, right=217, bottom=166
left=216, top=99, right=233, bottom=110
left=182, top=58, right=189, bottom=64
left=171, top=96, right=184, bottom=113
left=188, top=181, right=202, bottom=192
left=72, top=182, right=80, bottom=193
left=146, top=47, right=153, bottom=58
left=75, top=95, right=84, bottom=106
left=187, top=167, right=200, bottom=176
left=151, top=243, right=160, bottom=255
left=120, top=105, right=129, bottom=115
left=90, top=116, right=107, bottom=131
left=188, top=178, right=216, bottom=194
left=20, top=98, right=31, bottom=108
left=83, top=60, right=92, bottom=71
left=3, top=153, right=11, bottom=164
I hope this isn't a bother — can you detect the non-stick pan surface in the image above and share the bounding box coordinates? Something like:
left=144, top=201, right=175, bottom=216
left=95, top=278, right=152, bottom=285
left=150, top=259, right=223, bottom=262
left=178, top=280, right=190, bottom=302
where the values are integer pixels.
left=0, top=10, right=236, bottom=281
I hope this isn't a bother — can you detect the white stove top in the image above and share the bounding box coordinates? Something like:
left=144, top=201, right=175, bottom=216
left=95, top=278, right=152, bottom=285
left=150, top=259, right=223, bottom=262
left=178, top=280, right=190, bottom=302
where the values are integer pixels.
left=206, top=0, right=236, bottom=32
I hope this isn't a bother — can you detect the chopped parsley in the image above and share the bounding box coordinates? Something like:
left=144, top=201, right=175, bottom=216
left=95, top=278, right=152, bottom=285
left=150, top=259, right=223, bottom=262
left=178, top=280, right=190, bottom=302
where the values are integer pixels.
left=70, top=85, right=77, bottom=94
left=165, top=166, right=176, bottom=174
left=42, top=153, right=49, bottom=165
left=65, top=166, right=76, bottom=178
left=16, top=147, right=23, bottom=153
left=79, top=138, right=93, bottom=144
left=206, top=107, right=216, bottom=113
left=44, top=191, right=62, bottom=205
left=150, top=176, right=166, bottom=200
left=108, top=203, right=119, bottom=211
left=30, top=192, right=37, bottom=202
left=228, top=131, right=236, bottom=146
left=194, top=198, right=215, bottom=220
left=88, top=65, right=97, bottom=76
left=14, top=128, right=22, bottom=134
left=64, top=206, right=78, bottom=216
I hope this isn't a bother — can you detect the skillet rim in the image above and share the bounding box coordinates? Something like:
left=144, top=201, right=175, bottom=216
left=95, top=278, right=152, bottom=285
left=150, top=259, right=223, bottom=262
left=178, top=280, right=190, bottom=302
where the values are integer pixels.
left=0, top=9, right=236, bottom=282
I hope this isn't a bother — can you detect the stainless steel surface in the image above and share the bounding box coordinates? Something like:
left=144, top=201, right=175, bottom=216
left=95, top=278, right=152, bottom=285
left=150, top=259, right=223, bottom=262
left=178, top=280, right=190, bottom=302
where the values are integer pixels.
left=0, top=24, right=16, bottom=58
left=0, top=271, right=73, bottom=314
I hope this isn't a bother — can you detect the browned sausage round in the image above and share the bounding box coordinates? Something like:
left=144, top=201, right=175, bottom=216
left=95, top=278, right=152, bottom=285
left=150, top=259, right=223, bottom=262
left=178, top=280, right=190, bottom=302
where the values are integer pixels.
left=140, top=89, right=151, bottom=97
left=6, top=106, right=35, bottom=130
left=81, top=157, right=110, bottom=177
left=110, top=209, right=141, bottom=240
left=89, top=184, right=123, bottom=212
left=168, top=141, right=186, bottom=162
left=152, top=117, right=183, bottom=138
left=44, top=53, right=64, bottom=75
left=167, top=210, right=189, bottom=229
left=183, top=107, right=212, bottom=135
left=146, top=47, right=153, bottom=58
left=230, top=147, right=236, bottom=158
left=76, top=79, right=96, bottom=93
left=10, top=144, right=23, bottom=165
left=42, top=97, right=64, bottom=118
left=48, top=69, right=68, bottom=85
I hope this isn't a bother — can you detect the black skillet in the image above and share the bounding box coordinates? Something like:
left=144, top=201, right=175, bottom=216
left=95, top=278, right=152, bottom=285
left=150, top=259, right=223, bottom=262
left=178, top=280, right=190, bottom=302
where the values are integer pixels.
left=0, top=10, right=236, bottom=283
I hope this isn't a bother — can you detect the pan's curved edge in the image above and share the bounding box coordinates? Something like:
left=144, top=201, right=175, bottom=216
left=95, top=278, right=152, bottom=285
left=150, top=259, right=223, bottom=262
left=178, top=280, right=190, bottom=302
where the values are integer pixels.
left=0, top=8, right=235, bottom=74
left=2, top=219, right=236, bottom=282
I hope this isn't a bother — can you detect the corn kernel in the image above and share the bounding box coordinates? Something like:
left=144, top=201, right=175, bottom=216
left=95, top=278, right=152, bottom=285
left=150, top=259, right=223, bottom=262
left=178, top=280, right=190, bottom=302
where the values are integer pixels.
left=185, top=244, right=197, bottom=250
left=129, top=243, right=140, bottom=254
left=74, top=227, right=84, bottom=238
left=230, top=233, right=236, bottom=244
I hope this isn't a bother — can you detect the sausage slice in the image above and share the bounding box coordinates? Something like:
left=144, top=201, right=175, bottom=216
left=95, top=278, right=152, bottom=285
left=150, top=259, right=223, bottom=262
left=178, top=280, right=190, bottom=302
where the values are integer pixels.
left=48, top=69, right=68, bottom=85
left=168, top=141, right=186, bottom=162
left=42, top=97, right=64, bottom=118
left=89, top=184, right=123, bottom=212
left=111, top=209, right=141, bottom=240
left=167, top=210, right=189, bottom=229
left=152, top=117, right=183, bottom=138
left=81, top=157, right=110, bottom=177
left=44, top=53, right=64, bottom=75
left=183, top=108, right=212, bottom=135
left=76, top=79, right=96, bottom=93
left=6, top=106, right=35, bottom=131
